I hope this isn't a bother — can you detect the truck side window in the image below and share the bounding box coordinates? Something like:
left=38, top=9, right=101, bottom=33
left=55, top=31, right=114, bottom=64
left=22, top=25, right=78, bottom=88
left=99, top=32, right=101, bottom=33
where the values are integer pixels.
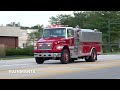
left=67, top=29, right=74, bottom=37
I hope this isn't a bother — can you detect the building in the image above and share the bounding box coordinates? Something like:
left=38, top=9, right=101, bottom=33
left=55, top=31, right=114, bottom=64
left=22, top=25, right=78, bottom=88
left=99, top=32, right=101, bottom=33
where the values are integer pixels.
left=0, top=26, right=20, bottom=48
left=19, top=29, right=38, bottom=48
left=0, top=24, right=39, bottom=48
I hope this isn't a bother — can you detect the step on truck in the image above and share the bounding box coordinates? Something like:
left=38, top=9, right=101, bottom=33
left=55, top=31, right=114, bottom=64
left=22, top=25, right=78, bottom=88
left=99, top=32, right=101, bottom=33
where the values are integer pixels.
left=34, top=25, right=102, bottom=64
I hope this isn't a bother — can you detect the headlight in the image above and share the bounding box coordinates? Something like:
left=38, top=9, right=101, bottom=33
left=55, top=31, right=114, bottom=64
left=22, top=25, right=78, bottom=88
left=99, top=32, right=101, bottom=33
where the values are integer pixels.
left=54, top=42, right=58, bottom=44
left=56, top=46, right=63, bottom=50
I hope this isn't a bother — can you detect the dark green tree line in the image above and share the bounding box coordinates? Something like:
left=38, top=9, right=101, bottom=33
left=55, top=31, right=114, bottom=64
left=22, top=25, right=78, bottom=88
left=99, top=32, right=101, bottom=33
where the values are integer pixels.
left=49, top=11, right=120, bottom=52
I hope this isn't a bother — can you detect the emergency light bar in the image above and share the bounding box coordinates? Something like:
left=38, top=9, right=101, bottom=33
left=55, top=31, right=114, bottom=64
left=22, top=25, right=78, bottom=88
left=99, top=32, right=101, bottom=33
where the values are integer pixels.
left=46, top=25, right=68, bottom=28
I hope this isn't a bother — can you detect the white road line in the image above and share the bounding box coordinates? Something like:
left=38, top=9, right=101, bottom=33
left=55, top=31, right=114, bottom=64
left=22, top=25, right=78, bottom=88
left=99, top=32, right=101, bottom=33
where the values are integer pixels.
left=0, top=64, right=29, bottom=67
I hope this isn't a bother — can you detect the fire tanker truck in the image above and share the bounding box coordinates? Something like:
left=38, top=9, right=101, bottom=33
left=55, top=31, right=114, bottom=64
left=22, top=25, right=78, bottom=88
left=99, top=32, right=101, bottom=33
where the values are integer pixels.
left=34, top=25, right=102, bottom=64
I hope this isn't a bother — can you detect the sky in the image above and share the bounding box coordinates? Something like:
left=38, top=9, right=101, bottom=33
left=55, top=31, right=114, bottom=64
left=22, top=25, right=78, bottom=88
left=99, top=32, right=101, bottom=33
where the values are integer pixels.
left=0, top=11, right=74, bottom=27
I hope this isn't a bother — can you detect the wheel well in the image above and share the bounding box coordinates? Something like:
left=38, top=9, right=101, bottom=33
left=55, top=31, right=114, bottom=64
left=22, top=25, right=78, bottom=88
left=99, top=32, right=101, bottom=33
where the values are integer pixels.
left=63, top=46, right=70, bottom=53
left=90, top=47, right=96, bottom=55
left=90, top=47, right=97, bottom=60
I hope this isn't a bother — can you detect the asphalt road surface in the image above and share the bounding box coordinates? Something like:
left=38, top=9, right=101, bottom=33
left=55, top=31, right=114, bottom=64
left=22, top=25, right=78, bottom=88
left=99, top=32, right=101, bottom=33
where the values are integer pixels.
left=0, top=54, right=120, bottom=79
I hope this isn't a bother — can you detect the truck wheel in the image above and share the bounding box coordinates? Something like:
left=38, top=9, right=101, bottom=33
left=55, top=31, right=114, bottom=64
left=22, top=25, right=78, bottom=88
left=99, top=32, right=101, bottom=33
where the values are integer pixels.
left=85, top=49, right=97, bottom=62
left=60, top=49, right=70, bottom=64
left=35, top=57, right=44, bottom=64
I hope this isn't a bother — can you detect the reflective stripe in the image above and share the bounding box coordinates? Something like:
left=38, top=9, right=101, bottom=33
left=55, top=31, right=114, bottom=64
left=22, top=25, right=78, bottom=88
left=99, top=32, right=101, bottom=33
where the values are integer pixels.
left=97, top=52, right=102, bottom=54
left=80, top=53, right=90, bottom=56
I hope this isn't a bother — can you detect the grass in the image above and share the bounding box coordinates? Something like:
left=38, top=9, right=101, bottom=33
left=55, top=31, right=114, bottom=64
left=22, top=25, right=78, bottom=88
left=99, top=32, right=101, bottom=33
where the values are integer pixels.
left=102, top=52, right=120, bottom=55
left=0, top=55, right=34, bottom=60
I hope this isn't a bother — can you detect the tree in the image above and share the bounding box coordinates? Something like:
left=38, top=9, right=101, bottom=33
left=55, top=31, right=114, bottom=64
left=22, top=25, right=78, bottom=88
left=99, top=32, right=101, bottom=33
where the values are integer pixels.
left=20, top=26, right=30, bottom=29
left=31, top=25, right=39, bottom=29
left=49, top=11, right=120, bottom=52
left=49, top=14, right=74, bottom=26
left=26, top=25, right=44, bottom=46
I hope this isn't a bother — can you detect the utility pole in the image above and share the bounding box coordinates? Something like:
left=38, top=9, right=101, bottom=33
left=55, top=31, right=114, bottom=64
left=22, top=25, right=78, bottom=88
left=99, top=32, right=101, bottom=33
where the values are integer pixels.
left=32, top=33, right=35, bottom=46
left=108, top=20, right=111, bottom=53
left=118, top=39, right=120, bottom=48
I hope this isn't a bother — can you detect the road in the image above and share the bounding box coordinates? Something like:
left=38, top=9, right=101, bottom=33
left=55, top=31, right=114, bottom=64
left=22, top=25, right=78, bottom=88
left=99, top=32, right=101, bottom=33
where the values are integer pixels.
left=0, top=54, right=120, bottom=79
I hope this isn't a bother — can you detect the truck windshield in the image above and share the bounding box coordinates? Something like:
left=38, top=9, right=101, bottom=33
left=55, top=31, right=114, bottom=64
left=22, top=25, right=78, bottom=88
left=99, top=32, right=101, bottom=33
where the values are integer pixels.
left=43, top=28, right=66, bottom=38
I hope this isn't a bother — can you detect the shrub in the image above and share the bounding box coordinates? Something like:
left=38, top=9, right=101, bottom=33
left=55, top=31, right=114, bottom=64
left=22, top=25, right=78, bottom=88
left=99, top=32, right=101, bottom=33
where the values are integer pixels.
left=6, top=46, right=34, bottom=56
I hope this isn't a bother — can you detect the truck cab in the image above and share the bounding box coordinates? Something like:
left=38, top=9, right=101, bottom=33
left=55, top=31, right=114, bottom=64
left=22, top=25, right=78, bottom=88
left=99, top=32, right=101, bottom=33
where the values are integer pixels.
left=34, top=25, right=75, bottom=64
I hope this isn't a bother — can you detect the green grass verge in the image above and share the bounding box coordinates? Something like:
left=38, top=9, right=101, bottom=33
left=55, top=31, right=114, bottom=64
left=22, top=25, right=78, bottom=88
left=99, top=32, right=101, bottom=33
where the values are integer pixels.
left=0, top=55, right=34, bottom=60
left=102, top=52, right=120, bottom=55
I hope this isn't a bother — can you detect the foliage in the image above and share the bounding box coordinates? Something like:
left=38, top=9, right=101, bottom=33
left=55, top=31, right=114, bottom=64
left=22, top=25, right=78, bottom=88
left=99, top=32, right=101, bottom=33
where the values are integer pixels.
left=20, top=26, right=30, bottom=29
left=26, top=25, right=44, bottom=46
left=49, top=11, right=120, bottom=52
left=6, top=46, right=34, bottom=56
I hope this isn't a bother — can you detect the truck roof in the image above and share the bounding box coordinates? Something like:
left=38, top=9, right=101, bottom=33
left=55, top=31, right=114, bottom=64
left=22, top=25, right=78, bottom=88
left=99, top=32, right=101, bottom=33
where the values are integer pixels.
left=44, top=25, right=98, bottom=32
left=44, top=27, right=73, bottom=29
left=80, top=29, right=94, bottom=32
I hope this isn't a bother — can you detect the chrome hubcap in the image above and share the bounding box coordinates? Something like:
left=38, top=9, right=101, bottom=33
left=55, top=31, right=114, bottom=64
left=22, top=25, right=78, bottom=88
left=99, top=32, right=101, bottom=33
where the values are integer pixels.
left=64, top=53, right=68, bottom=61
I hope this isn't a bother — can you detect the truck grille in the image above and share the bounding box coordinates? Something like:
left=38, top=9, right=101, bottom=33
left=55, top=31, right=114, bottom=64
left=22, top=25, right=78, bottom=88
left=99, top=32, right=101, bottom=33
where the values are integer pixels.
left=38, top=43, right=52, bottom=50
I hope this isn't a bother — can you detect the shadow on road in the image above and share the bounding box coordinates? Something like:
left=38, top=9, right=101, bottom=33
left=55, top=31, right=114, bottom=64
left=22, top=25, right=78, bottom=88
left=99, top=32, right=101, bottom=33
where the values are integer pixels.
left=44, top=60, right=86, bottom=64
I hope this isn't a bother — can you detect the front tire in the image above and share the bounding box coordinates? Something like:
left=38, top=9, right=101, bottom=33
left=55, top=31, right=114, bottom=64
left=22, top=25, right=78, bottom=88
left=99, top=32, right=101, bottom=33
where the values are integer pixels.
left=60, top=49, right=70, bottom=64
left=35, top=57, right=45, bottom=64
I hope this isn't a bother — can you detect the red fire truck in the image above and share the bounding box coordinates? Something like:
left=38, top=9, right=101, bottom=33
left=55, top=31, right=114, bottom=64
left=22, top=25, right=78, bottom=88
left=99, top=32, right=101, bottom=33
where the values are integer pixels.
left=34, top=25, right=102, bottom=64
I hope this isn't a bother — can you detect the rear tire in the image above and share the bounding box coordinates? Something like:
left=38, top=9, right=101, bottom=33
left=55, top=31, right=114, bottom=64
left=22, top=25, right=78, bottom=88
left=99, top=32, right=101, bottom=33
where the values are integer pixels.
left=60, top=49, right=70, bottom=64
left=85, top=49, right=97, bottom=62
left=35, top=57, right=45, bottom=64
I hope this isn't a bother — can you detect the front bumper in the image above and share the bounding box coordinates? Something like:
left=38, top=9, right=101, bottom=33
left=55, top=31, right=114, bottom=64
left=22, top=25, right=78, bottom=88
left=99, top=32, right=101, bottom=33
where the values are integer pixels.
left=34, top=53, right=61, bottom=58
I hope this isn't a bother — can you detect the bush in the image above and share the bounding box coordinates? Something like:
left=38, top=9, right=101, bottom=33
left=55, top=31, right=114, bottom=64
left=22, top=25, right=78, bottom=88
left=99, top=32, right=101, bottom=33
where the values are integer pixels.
left=6, top=46, right=34, bottom=56
left=102, top=44, right=120, bottom=53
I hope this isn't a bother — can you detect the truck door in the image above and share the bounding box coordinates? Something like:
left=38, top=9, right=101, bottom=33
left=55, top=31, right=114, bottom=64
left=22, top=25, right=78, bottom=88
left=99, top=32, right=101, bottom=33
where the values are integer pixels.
left=67, top=29, right=74, bottom=46
left=67, top=29, right=76, bottom=58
